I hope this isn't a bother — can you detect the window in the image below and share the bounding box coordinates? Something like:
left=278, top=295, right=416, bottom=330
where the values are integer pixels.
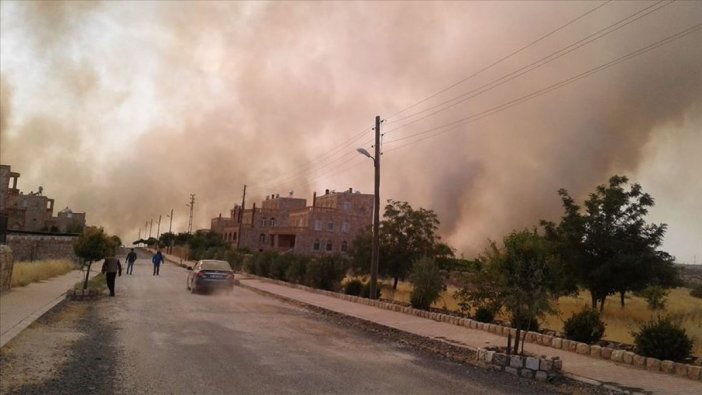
left=314, top=220, right=322, bottom=231
left=326, top=240, right=333, bottom=251
left=313, top=239, right=320, bottom=251
left=343, top=201, right=351, bottom=211
left=327, top=222, right=334, bottom=231
left=341, top=222, right=350, bottom=233
left=233, top=232, right=237, bottom=240
left=341, top=240, right=348, bottom=252
left=270, top=218, right=276, bottom=227
left=259, top=233, right=266, bottom=244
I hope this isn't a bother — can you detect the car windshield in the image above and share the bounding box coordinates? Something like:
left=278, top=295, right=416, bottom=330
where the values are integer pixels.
left=199, top=260, right=232, bottom=271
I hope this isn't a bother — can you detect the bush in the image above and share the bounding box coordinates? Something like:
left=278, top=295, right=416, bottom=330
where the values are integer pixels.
left=408, top=257, right=445, bottom=310
left=269, top=255, right=292, bottom=281
left=563, top=308, right=606, bottom=344
left=284, top=255, right=310, bottom=284
left=360, top=281, right=382, bottom=299
left=303, top=255, right=349, bottom=291
left=690, top=284, right=702, bottom=299
left=344, top=279, right=364, bottom=296
left=474, top=307, right=495, bottom=323
left=639, top=286, right=669, bottom=310
left=633, top=316, right=693, bottom=362
left=510, top=311, right=540, bottom=332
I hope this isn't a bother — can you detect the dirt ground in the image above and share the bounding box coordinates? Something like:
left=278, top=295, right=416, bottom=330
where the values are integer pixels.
left=0, top=302, right=86, bottom=393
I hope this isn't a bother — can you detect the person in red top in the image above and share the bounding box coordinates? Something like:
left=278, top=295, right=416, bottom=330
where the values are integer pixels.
left=101, top=254, right=122, bottom=297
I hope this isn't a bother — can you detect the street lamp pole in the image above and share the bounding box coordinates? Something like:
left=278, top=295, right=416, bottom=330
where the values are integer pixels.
left=168, top=209, right=173, bottom=233
left=157, top=215, right=162, bottom=239
left=357, top=115, right=381, bottom=299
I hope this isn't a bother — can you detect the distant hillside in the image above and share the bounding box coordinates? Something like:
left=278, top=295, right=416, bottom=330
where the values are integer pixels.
left=677, top=264, right=702, bottom=287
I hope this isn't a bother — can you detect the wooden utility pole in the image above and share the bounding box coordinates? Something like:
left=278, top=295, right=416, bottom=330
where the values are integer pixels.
left=187, top=194, right=196, bottom=234
left=236, top=185, right=246, bottom=249
left=369, top=115, right=381, bottom=300
left=156, top=215, right=162, bottom=239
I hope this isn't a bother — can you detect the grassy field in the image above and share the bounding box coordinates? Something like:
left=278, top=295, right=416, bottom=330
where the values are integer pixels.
left=378, top=281, right=702, bottom=356
left=10, top=259, right=78, bottom=288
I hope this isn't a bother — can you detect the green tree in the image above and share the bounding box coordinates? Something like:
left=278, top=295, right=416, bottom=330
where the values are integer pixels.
left=73, top=227, right=113, bottom=290
left=456, top=230, right=558, bottom=354
left=542, top=175, right=680, bottom=311
left=408, top=257, right=445, bottom=310
left=380, top=200, right=449, bottom=289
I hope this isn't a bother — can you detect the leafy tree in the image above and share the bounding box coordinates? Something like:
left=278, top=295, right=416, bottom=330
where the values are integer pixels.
left=158, top=232, right=176, bottom=248
left=639, top=285, right=669, bottom=310
left=174, top=232, right=193, bottom=246
left=542, top=175, right=680, bottom=311
left=188, top=231, right=229, bottom=260
left=408, top=256, right=445, bottom=310
left=73, top=227, right=113, bottom=290
left=456, top=230, right=558, bottom=354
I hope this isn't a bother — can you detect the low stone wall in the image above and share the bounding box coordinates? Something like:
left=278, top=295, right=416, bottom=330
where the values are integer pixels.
left=247, top=274, right=702, bottom=382
left=6, top=233, right=78, bottom=262
left=0, top=244, right=13, bottom=292
left=476, top=348, right=561, bottom=381
left=65, top=288, right=101, bottom=301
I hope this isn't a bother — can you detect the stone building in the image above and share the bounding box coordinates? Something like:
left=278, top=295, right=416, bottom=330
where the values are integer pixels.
left=0, top=164, right=85, bottom=233
left=211, top=188, right=373, bottom=255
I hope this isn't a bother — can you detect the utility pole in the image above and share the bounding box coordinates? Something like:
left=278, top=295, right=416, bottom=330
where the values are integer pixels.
left=168, top=208, right=173, bottom=233
left=237, top=185, right=246, bottom=250
left=187, top=194, right=196, bottom=234
left=369, top=115, right=381, bottom=300
left=149, top=219, right=153, bottom=238
left=156, top=215, right=162, bottom=239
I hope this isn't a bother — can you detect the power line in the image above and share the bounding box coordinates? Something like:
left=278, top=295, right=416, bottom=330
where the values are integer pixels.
left=383, top=23, right=702, bottom=154
left=383, top=0, right=613, bottom=122
left=383, top=0, right=673, bottom=135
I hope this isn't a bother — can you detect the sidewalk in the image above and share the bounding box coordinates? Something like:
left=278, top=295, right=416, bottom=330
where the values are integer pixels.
left=0, top=269, right=98, bottom=348
left=238, top=277, right=701, bottom=395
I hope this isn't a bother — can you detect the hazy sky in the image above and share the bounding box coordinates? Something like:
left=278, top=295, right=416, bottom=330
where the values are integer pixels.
left=1, top=1, right=700, bottom=263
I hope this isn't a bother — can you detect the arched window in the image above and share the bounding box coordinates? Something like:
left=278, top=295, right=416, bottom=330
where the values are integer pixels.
left=341, top=240, right=348, bottom=252
left=270, top=217, right=276, bottom=227
left=259, top=233, right=266, bottom=244
left=326, top=240, right=333, bottom=251
left=313, top=239, right=320, bottom=251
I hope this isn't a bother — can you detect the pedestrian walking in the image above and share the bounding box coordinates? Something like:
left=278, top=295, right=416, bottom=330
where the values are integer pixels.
left=152, top=249, right=165, bottom=276
left=125, top=248, right=138, bottom=275
left=101, top=254, right=122, bottom=297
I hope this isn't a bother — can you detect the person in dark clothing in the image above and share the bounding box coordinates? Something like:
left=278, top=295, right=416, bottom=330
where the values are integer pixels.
left=101, top=255, right=122, bottom=296
left=152, top=250, right=164, bottom=276
left=125, top=248, right=138, bottom=275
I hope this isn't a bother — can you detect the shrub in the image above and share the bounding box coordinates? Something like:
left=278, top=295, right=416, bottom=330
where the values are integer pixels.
left=344, top=279, right=364, bottom=296
left=304, top=255, right=349, bottom=291
left=639, top=286, right=669, bottom=310
left=633, top=316, right=693, bottom=362
left=510, top=311, right=540, bottom=332
left=284, top=255, right=309, bottom=284
left=360, top=281, right=382, bottom=299
left=474, top=307, right=495, bottom=323
left=408, top=257, right=445, bottom=310
left=269, top=255, right=292, bottom=281
left=690, top=284, right=702, bottom=299
left=563, top=308, right=606, bottom=344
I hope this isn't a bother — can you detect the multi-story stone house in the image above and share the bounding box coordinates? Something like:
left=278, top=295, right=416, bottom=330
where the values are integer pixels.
left=211, top=188, right=373, bottom=255
left=0, top=164, right=85, bottom=233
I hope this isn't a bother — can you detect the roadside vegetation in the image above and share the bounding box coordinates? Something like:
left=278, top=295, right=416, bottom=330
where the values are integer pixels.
left=167, top=174, right=699, bottom=358
left=11, top=259, right=77, bottom=287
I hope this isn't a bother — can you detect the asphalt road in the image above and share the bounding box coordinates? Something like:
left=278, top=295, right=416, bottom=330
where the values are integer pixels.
left=98, top=253, right=559, bottom=394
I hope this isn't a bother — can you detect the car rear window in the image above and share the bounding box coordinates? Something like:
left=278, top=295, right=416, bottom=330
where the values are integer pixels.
left=200, top=260, right=232, bottom=271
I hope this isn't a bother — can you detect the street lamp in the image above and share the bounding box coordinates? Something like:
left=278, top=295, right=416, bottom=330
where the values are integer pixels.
left=357, top=115, right=381, bottom=300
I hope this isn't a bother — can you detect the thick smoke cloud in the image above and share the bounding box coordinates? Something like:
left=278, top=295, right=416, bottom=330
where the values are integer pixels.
left=1, top=1, right=700, bottom=260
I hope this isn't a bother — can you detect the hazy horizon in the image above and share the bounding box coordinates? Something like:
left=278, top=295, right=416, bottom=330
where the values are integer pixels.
left=1, top=1, right=700, bottom=263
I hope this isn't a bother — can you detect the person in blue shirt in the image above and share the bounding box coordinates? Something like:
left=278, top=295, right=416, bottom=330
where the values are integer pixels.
left=152, top=249, right=165, bottom=276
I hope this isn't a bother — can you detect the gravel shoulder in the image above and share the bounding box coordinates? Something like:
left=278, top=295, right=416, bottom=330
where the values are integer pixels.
left=0, top=299, right=118, bottom=395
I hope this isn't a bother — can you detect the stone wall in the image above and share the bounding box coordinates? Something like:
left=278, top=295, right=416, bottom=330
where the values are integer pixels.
left=0, top=244, right=13, bottom=292
left=476, top=348, right=562, bottom=381
left=6, top=233, right=78, bottom=262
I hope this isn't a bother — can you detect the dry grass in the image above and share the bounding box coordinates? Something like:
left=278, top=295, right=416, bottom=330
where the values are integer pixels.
left=378, top=280, right=702, bottom=356
left=10, top=259, right=78, bottom=288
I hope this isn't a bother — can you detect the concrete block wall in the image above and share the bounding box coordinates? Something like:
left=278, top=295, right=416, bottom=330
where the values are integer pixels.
left=6, top=234, right=77, bottom=262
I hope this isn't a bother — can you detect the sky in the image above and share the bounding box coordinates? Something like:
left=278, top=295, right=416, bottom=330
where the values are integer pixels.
left=1, top=1, right=700, bottom=263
